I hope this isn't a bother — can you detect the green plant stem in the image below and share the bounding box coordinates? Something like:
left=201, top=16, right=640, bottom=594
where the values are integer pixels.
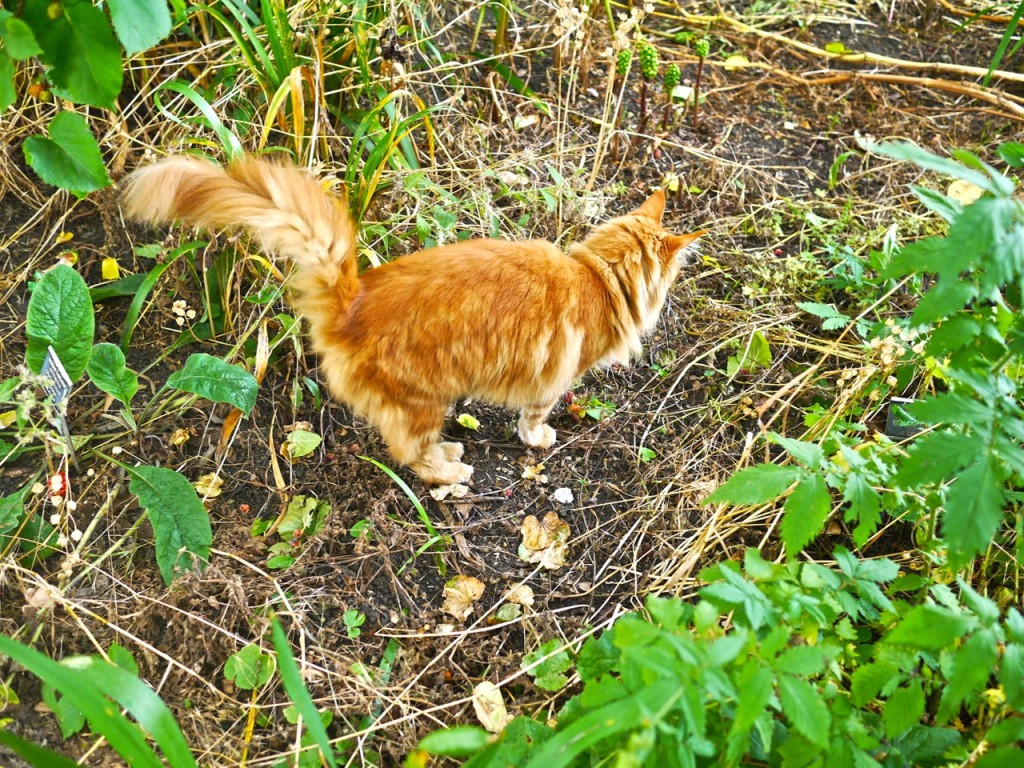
left=692, top=56, right=705, bottom=129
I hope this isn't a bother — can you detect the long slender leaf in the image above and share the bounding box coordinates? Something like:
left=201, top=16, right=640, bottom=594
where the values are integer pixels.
left=119, top=240, right=205, bottom=352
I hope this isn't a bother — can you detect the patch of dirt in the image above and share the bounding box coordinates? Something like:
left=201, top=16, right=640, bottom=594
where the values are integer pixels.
left=1, top=1, right=1021, bottom=764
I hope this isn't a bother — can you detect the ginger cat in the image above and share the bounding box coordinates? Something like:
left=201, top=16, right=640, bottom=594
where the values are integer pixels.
left=122, top=156, right=704, bottom=484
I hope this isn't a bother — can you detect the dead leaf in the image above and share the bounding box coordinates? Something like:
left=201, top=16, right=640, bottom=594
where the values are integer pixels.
left=947, top=179, right=983, bottom=206
left=518, top=512, right=570, bottom=570
left=521, top=463, right=548, bottom=483
left=505, top=584, right=535, bottom=607
left=170, top=428, right=191, bottom=446
left=441, top=575, right=486, bottom=620
left=723, top=54, right=750, bottom=71
left=194, top=472, right=224, bottom=498
left=473, top=681, right=512, bottom=733
left=430, top=483, right=470, bottom=501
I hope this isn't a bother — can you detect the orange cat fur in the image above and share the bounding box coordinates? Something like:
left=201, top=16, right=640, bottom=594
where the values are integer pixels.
left=121, top=156, right=705, bottom=484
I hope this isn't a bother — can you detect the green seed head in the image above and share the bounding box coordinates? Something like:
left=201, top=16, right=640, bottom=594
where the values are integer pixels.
left=638, top=41, right=659, bottom=81
left=695, top=37, right=710, bottom=58
left=663, top=63, right=680, bottom=90
left=616, top=49, right=632, bottom=77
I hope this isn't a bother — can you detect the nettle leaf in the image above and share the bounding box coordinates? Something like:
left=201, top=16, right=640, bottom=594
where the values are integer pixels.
left=865, top=141, right=1015, bottom=198
left=851, top=661, right=899, bottom=707
left=778, top=675, right=830, bottom=750
left=910, top=184, right=961, bottom=224
left=769, top=434, right=824, bottom=469
left=937, top=628, right=998, bottom=723
left=910, top=392, right=993, bottom=428
left=884, top=604, right=973, bottom=649
left=796, top=301, right=850, bottom=330
left=700, top=566, right=773, bottom=630
left=26, top=263, right=94, bottom=382
left=86, top=343, right=138, bottom=406
left=704, top=464, right=801, bottom=506
left=23, top=111, right=112, bottom=199
left=999, top=643, right=1024, bottom=709
left=843, top=473, right=881, bottom=547
left=775, top=645, right=829, bottom=677
left=107, top=0, right=172, bottom=55
left=942, top=459, right=1005, bottom=567
left=780, top=473, right=831, bottom=558
left=893, top=429, right=982, bottom=487
left=911, top=280, right=977, bottom=325
left=885, top=680, right=925, bottom=739
left=128, top=466, right=211, bottom=585
left=726, top=663, right=773, bottom=762
left=167, top=353, right=258, bottom=416
left=22, top=0, right=122, bottom=107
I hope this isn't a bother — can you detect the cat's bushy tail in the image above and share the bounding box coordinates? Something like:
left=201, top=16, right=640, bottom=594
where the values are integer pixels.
left=121, top=155, right=358, bottom=321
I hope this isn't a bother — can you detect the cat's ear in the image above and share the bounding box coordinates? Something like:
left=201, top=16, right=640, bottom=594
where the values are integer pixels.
left=635, top=188, right=667, bottom=222
left=662, top=230, right=707, bottom=261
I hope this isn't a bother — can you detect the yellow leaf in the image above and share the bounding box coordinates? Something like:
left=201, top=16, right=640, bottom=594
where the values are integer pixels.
left=947, top=179, right=983, bottom=206
left=457, top=413, right=480, bottom=430
left=194, top=472, right=224, bottom=498
left=441, top=575, right=486, bottom=620
left=518, top=512, right=571, bottom=570
left=473, top=681, right=512, bottom=734
left=101, top=257, right=120, bottom=280
left=723, top=54, right=750, bottom=72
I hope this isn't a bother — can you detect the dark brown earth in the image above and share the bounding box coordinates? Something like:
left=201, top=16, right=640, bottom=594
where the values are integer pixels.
left=1, top=1, right=1021, bottom=764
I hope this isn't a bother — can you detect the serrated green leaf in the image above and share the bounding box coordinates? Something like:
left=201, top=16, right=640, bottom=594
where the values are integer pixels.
left=776, top=645, right=828, bottom=676
left=128, top=465, right=211, bottom=585
left=976, top=747, right=1024, bottom=768
left=884, top=680, right=925, bottom=739
left=781, top=473, right=831, bottom=558
left=769, top=434, right=824, bottom=469
left=704, top=464, right=802, bottom=505
left=851, top=661, right=898, bottom=707
left=998, top=643, right=1024, bottom=709
left=523, top=639, right=573, bottom=692
left=22, top=0, right=122, bottom=107
left=893, top=430, right=982, bottom=487
left=167, top=353, right=258, bottom=416
left=884, top=604, right=973, bottom=649
left=942, top=459, right=1005, bottom=567
left=911, top=280, right=977, bottom=325
left=87, top=342, right=138, bottom=406
left=726, top=663, right=773, bottom=761
left=107, top=0, right=172, bottom=55
left=910, top=184, right=962, bottom=224
left=25, top=263, right=94, bottom=381
left=910, top=393, right=992, bottom=427
left=956, top=577, right=1000, bottom=625
left=700, top=567, right=773, bottom=630
left=23, top=111, right=112, bottom=198
left=937, top=628, right=998, bottom=723
left=2, top=15, right=42, bottom=59
left=929, top=315, right=982, bottom=355
left=778, top=675, right=830, bottom=749
left=865, top=141, right=1014, bottom=197
left=843, top=473, right=881, bottom=547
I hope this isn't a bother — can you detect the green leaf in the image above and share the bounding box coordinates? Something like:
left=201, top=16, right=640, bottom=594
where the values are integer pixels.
left=781, top=473, right=831, bottom=558
left=419, top=726, right=492, bottom=757
left=884, top=604, right=973, bottom=649
left=87, top=342, right=139, bottom=406
left=704, top=464, right=802, bottom=505
left=700, top=566, right=773, bottom=630
left=726, top=663, right=773, bottom=761
left=25, top=263, right=94, bottom=381
left=884, top=680, right=925, bottom=738
left=910, top=185, right=961, bottom=224
left=23, top=111, right=112, bottom=198
left=1000, top=643, right=1024, bottom=709
left=223, top=644, right=275, bottom=690
left=998, top=142, right=1024, bottom=168
left=0, top=729, right=83, bottom=768
left=937, top=629, right=998, bottom=722
left=283, top=429, right=321, bottom=459
left=942, top=459, right=1005, bottom=567
left=769, top=433, right=824, bottom=469
left=797, top=301, right=851, bottom=329
left=778, top=675, right=830, bottom=749
left=976, top=747, right=1024, bottom=768
left=911, top=280, right=977, bottom=325
left=893, top=430, right=982, bottom=486
left=775, top=645, right=829, bottom=676
left=22, top=0, right=122, bottom=108
left=0, top=635, right=165, bottom=768
left=127, top=466, right=211, bottom=585
left=167, top=353, right=258, bottom=416
left=1, top=15, right=43, bottom=59
left=843, top=473, right=881, bottom=547
left=865, top=141, right=1015, bottom=198
left=270, top=619, right=339, bottom=768
left=576, top=630, right=619, bottom=682
left=0, top=49, right=14, bottom=110
left=107, top=0, right=172, bottom=55
left=523, top=639, right=573, bottom=692
left=851, top=661, right=898, bottom=707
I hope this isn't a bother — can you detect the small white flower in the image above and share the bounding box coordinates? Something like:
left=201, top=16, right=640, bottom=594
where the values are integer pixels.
left=552, top=487, right=574, bottom=504
left=70, top=529, right=83, bottom=542
left=49, top=513, right=61, bottom=525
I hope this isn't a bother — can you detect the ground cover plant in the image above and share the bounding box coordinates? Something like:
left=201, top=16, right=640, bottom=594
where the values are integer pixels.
left=2, top=0, right=1024, bottom=765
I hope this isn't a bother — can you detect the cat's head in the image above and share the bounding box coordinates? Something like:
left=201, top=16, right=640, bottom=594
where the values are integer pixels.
left=580, top=189, right=706, bottom=335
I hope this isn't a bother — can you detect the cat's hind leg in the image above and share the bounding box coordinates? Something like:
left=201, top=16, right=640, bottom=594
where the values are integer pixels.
left=518, top=401, right=558, bottom=449
left=374, top=401, right=473, bottom=485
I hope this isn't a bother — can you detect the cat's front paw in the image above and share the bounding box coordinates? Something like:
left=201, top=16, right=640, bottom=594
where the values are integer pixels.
left=438, top=441, right=465, bottom=461
left=518, top=422, right=556, bottom=449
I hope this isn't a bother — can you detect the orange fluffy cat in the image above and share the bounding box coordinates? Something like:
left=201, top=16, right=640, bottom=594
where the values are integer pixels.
left=122, top=156, right=704, bottom=484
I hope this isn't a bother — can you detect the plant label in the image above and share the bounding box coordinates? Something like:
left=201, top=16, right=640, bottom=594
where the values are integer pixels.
left=41, top=346, right=73, bottom=404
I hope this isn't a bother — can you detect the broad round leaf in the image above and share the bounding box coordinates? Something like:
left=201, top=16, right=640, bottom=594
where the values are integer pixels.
left=23, top=112, right=112, bottom=199
left=167, top=353, right=258, bottom=416
left=87, top=342, right=139, bottom=406
left=26, top=263, right=94, bottom=382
